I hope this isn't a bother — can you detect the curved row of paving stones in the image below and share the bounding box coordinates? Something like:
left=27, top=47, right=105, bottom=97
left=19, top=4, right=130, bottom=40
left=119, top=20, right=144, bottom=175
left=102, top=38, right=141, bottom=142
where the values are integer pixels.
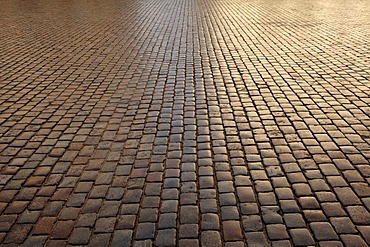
left=0, top=0, right=369, bottom=246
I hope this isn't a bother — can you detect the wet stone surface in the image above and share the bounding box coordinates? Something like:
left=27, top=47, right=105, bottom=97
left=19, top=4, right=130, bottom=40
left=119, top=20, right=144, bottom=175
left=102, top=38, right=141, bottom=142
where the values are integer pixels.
left=0, top=0, right=370, bottom=245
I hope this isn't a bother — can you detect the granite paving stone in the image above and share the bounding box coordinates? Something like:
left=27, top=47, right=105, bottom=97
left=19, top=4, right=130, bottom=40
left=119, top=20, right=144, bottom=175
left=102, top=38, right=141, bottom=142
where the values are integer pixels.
left=223, top=221, right=244, bottom=241
left=69, top=227, right=92, bottom=245
left=156, top=229, right=177, bottom=247
left=245, top=232, right=270, bottom=247
left=0, top=0, right=369, bottom=245
left=88, top=233, right=112, bottom=247
left=111, top=230, right=132, bottom=247
left=340, top=235, right=368, bottom=247
left=290, top=228, right=315, bottom=246
left=201, top=231, right=222, bottom=247
left=310, top=222, right=340, bottom=240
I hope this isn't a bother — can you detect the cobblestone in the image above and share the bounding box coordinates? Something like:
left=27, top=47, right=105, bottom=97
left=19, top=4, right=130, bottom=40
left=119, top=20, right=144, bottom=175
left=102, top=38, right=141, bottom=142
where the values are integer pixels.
left=156, top=229, right=177, bottom=247
left=111, top=230, right=132, bottom=247
left=201, top=231, right=222, bottom=247
left=69, top=227, right=92, bottom=245
left=310, top=222, right=339, bottom=240
left=1, top=0, right=370, bottom=245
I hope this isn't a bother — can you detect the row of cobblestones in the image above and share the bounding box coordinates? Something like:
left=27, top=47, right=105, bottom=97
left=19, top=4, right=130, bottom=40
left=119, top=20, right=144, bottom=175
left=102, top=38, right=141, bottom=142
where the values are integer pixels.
left=0, top=0, right=369, bottom=246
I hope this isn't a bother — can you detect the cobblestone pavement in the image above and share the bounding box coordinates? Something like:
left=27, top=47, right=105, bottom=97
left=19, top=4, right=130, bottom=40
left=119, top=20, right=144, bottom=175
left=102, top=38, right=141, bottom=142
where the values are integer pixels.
left=1, top=0, right=370, bottom=246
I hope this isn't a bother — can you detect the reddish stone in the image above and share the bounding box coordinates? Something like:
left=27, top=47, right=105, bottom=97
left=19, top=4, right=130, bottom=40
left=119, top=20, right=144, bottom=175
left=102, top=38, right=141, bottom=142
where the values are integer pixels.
left=223, top=221, right=243, bottom=241
left=52, top=220, right=75, bottom=239
left=33, top=217, right=57, bottom=235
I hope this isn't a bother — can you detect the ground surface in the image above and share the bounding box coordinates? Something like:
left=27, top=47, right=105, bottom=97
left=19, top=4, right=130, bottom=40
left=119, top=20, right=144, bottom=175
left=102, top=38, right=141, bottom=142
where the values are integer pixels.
left=0, top=0, right=370, bottom=246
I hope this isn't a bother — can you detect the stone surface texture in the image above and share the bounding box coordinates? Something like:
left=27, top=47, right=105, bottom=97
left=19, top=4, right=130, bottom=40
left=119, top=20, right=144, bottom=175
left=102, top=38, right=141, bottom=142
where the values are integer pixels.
left=0, top=0, right=369, bottom=245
